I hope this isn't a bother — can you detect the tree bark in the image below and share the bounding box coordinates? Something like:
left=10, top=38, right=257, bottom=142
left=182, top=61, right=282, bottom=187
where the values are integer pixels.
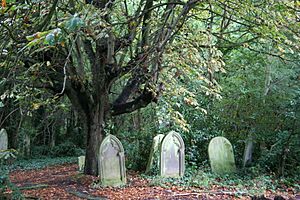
left=24, top=134, right=31, bottom=157
left=84, top=94, right=109, bottom=176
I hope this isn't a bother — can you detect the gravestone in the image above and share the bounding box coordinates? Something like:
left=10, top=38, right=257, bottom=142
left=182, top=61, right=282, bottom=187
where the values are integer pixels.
left=208, top=136, right=236, bottom=174
left=98, top=135, right=126, bottom=186
left=0, top=128, right=8, bottom=151
left=145, top=134, right=164, bottom=174
left=160, top=131, right=185, bottom=177
left=78, top=156, right=85, bottom=172
left=243, top=138, right=254, bottom=167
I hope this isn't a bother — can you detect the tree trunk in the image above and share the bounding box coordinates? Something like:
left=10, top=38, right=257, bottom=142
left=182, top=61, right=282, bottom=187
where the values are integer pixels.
left=84, top=96, right=108, bottom=176
left=23, top=134, right=31, bottom=157
left=277, top=131, right=293, bottom=177
left=50, top=127, right=55, bottom=149
left=132, top=109, right=142, bottom=132
left=13, top=112, right=23, bottom=149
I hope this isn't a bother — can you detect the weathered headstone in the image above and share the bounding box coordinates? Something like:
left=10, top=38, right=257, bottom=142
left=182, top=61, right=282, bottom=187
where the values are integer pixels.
left=0, top=128, right=8, bottom=151
left=78, top=156, right=85, bottom=172
left=208, top=136, right=236, bottom=174
left=98, top=135, right=126, bottom=186
left=160, top=131, right=185, bottom=177
left=145, top=134, right=164, bottom=174
left=243, top=137, right=254, bottom=168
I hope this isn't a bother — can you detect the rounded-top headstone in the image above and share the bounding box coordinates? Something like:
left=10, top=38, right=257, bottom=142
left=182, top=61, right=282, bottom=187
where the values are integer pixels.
left=208, top=136, right=236, bottom=174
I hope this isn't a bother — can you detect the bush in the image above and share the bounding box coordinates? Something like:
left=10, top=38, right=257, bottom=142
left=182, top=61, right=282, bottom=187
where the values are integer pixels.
left=119, top=130, right=152, bottom=171
left=184, top=129, right=220, bottom=167
left=50, top=141, right=84, bottom=157
left=31, top=142, right=84, bottom=158
left=31, top=145, right=51, bottom=157
left=258, top=131, right=300, bottom=176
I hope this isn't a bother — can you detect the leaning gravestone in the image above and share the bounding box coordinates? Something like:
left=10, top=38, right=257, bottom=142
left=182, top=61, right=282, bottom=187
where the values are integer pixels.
left=0, top=128, right=8, bottom=151
left=98, top=135, right=126, bottom=186
left=243, top=137, right=254, bottom=168
left=160, top=131, right=185, bottom=177
left=145, top=134, right=165, bottom=174
left=208, top=136, right=236, bottom=174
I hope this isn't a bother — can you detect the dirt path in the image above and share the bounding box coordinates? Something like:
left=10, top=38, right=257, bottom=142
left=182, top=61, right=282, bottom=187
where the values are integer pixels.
left=9, top=164, right=295, bottom=200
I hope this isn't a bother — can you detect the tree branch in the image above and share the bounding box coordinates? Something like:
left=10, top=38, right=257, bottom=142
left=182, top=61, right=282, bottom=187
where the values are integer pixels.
left=111, top=86, right=160, bottom=116
left=35, top=0, right=59, bottom=31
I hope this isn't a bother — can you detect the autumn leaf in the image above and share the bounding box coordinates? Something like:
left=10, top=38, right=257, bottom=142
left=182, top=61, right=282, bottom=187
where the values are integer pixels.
left=2, top=0, right=6, bottom=8
left=32, top=103, right=41, bottom=110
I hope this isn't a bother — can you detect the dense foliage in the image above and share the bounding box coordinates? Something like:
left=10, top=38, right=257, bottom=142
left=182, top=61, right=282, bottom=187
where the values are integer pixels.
left=0, top=0, right=299, bottom=178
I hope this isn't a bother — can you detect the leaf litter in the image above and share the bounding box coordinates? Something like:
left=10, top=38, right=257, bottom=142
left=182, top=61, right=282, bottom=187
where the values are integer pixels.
left=9, top=164, right=299, bottom=200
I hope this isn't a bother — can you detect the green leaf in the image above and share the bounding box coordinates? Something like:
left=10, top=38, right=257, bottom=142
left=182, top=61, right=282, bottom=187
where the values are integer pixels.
left=27, top=38, right=42, bottom=47
left=65, top=14, right=84, bottom=31
left=26, top=31, right=50, bottom=41
left=44, top=33, right=55, bottom=45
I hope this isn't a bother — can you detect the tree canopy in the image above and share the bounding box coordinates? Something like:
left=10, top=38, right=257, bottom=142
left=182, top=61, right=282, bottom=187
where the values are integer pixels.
left=1, top=0, right=299, bottom=176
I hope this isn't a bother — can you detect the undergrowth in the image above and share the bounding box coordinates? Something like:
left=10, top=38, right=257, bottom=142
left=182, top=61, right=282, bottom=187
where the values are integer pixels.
left=2, top=156, right=77, bottom=171
left=144, top=165, right=300, bottom=197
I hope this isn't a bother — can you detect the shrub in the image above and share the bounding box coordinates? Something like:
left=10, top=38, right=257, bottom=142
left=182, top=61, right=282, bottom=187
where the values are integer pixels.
left=31, top=142, right=84, bottom=158
left=50, top=141, right=84, bottom=157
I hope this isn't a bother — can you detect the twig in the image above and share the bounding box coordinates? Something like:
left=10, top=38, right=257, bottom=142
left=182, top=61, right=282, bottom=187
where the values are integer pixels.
left=173, top=190, right=249, bottom=197
left=36, top=0, right=59, bottom=31
left=172, top=192, right=201, bottom=197
left=56, top=33, right=79, bottom=96
left=0, top=108, right=19, bottom=128
left=67, top=190, right=108, bottom=200
left=24, top=196, right=41, bottom=200
left=19, top=184, right=49, bottom=190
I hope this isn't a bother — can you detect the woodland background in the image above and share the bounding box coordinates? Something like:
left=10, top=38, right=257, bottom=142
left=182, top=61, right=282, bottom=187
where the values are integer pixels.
left=0, top=0, right=299, bottom=199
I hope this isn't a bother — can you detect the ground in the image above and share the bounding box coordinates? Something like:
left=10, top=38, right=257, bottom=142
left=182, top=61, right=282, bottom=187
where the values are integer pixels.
left=7, top=164, right=299, bottom=200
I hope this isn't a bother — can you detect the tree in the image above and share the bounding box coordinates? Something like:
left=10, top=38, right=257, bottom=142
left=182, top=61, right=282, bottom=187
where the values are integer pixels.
left=1, top=0, right=202, bottom=175
left=1, top=0, right=299, bottom=176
